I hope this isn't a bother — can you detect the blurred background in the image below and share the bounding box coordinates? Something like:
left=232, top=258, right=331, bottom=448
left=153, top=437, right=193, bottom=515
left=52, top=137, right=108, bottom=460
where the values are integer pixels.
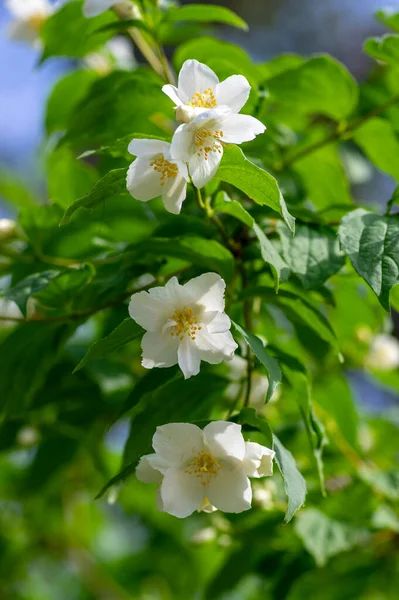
left=0, top=2, right=398, bottom=600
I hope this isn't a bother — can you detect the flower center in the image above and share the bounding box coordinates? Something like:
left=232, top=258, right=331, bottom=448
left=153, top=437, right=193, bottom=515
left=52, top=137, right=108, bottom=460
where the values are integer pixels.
left=188, top=88, right=217, bottom=109
left=195, top=129, right=224, bottom=160
left=169, top=306, right=201, bottom=341
left=28, top=13, right=46, bottom=32
left=149, top=155, right=178, bottom=185
left=185, top=450, right=222, bottom=486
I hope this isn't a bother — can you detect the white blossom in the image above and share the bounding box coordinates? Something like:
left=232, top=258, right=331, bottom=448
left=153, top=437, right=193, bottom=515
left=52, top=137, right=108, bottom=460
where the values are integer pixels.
left=365, top=334, right=399, bottom=371
left=126, top=139, right=189, bottom=215
left=128, top=272, right=237, bottom=378
left=162, top=59, right=251, bottom=123
left=170, top=107, right=265, bottom=188
left=136, top=421, right=275, bottom=518
left=5, top=0, right=53, bottom=45
left=84, top=37, right=136, bottom=74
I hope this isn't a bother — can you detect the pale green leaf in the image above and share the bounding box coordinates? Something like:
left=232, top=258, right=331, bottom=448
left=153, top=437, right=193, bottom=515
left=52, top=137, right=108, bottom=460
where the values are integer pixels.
left=213, top=191, right=254, bottom=228
left=253, top=223, right=289, bottom=291
left=364, top=35, right=399, bottom=67
left=353, top=117, right=399, bottom=182
left=273, top=435, right=307, bottom=523
left=165, top=4, right=248, bottom=30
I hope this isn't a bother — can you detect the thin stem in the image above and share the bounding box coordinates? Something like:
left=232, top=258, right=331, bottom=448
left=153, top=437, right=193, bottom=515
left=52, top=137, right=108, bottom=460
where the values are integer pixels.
left=194, top=186, right=238, bottom=252
left=277, top=93, right=399, bottom=170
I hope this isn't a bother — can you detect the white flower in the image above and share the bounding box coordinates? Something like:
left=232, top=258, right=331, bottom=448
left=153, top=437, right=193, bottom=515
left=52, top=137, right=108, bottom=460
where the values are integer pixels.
left=170, top=107, right=265, bottom=188
left=83, top=0, right=116, bottom=17
left=365, top=334, right=399, bottom=371
left=5, top=0, right=53, bottom=45
left=84, top=37, right=136, bottom=74
left=126, top=139, right=189, bottom=215
left=162, top=59, right=251, bottom=123
left=136, top=421, right=275, bottom=518
left=129, top=272, right=237, bottom=378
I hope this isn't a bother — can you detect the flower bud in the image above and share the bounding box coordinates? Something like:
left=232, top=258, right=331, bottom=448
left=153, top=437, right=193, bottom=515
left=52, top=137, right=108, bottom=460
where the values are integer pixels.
left=175, top=104, right=202, bottom=123
left=0, top=218, right=17, bottom=242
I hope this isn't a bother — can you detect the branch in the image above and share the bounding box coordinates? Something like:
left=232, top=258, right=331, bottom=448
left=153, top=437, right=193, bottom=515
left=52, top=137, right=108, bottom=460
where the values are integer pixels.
left=278, top=94, right=399, bottom=169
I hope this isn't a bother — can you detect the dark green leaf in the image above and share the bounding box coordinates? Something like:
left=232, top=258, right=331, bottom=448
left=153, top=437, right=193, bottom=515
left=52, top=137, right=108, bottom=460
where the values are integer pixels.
left=273, top=435, right=307, bottom=523
left=2, top=270, right=61, bottom=317
left=338, top=209, right=399, bottom=310
left=0, top=322, right=73, bottom=417
left=213, top=191, right=254, bottom=228
left=232, top=322, right=281, bottom=402
left=253, top=222, right=289, bottom=291
left=165, top=4, right=248, bottom=30
left=277, top=222, right=345, bottom=289
left=218, top=146, right=295, bottom=233
left=134, top=236, right=235, bottom=282
left=74, top=319, right=144, bottom=372
left=60, top=168, right=127, bottom=226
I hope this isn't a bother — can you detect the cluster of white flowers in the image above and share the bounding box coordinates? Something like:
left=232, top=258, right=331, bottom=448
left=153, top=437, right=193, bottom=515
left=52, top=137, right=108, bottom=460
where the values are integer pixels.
left=136, top=421, right=275, bottom=518
left=129, top=272, right=237, bottom=379
left=126, top=59, right=266, bottom=214
left=5, top=0, right=53, bottom=45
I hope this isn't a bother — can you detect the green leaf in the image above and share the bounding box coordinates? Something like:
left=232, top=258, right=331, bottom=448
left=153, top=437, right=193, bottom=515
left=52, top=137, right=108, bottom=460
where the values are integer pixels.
left=237, top=407, right=273, bottom=448
left=253, top=223, right=289, bottom=291
left=134, top=236, right=235, bottom=282
left=353, top=117, right=399, bottom=182
left=62, top=70, right=172, bottom=149
left=47, top=148, right=98, bottom=210
left=218, top=146, right=295, bottom=233
left=294, top=509, right=368, bottom=567
left=372, top=504, right=399, bottom=533
left=314, top=374, right=359, bottom=450
left=45, top=70, right=97, bottom=135
left=277, top=222, right=345, bottom=289
left=0, top=168, right=39, bottom=207
left=96, top=372, right=228, bottom=498
left=59, top=168, right=127, bottom=225
left=118, top=367, right=181, bottom=419
left=338, top=209, right=399, bottom=310
left=0, top=322, right=73, bottom=417
left=364, top=35, right=399, bottom=67
left=2, top=270, right=61, bottom=317
left=232, top=322, right=281, bottom=402
left=93, top=18, right=153, bottom=36
left=267, top=55, right=358, bottom=122
left=273, top=435, right=307, bottom=523
left=74, top=319, right=144, bottom=373
left=213, top=191, right=254, bottom=228
left=165, top=4, right=248, bottom=30
left=40, top=1, right=116, bottom=61
left=359, top=466, right=399, bottom=501
left=376, top=8, right=399, bottom=33
left=292, top=142, right=352, bottom=210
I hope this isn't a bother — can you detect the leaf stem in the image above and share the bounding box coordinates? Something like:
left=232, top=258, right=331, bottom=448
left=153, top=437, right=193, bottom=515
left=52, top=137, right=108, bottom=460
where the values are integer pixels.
left=278, top=93, right=399, bottom=169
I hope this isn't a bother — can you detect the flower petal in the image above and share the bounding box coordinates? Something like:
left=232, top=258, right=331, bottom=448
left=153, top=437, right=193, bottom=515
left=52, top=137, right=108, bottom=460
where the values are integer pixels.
left=162, top=84, right=183, bottom=106
left=160, top=467, right=205, bottom=518
left=152, top=423, right=204, bottom=466
left=215, top=75, right=251, bottom=113
left=162, top=175, right=187, bottom=215
left=219, top=113, right=266, bottom=144
left=203, top=421, right=246, bottom=461
left=126, top=158, right=165, bottom=202
left=178, top=59, right=219, bottom=104
left=128, top=289, right=172, bottom=331
left=183, top=272, right=226, bottom=312
left=170, top=123, right=195, bottom=162
left=188, top=147, right=223, bottom=188
left=136, top=454, right=163, bottom=483
left=128, top=138, right=171, bottom=158
left=196, top=329, right=238, bottom=363
left=242, top=442, right=275, bottom=478
left=141, top=331, right=179, bottom=369
left=178, top=336, right=201, bottom=379
left=203, top=311, right=231, bottom=333
left=83, top=0, right=115, bottom=18
left=208, top=463, right=252, bottom=513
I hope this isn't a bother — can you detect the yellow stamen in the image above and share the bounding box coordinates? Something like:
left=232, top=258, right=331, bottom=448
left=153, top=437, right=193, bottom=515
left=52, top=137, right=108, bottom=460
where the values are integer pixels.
left=195, top=129, right=225, bottom=160
left=149, top=155, right=178, bottom=186
left=188, top=88, right=217, bottom=109
left=185, top=451, right=222, bottom=486
left=169, top=306, right=201, bottom=340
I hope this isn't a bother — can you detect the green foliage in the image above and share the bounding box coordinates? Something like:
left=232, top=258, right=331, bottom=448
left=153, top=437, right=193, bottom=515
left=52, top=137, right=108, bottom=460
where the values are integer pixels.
left=1, top=2, right=399, bottom=599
